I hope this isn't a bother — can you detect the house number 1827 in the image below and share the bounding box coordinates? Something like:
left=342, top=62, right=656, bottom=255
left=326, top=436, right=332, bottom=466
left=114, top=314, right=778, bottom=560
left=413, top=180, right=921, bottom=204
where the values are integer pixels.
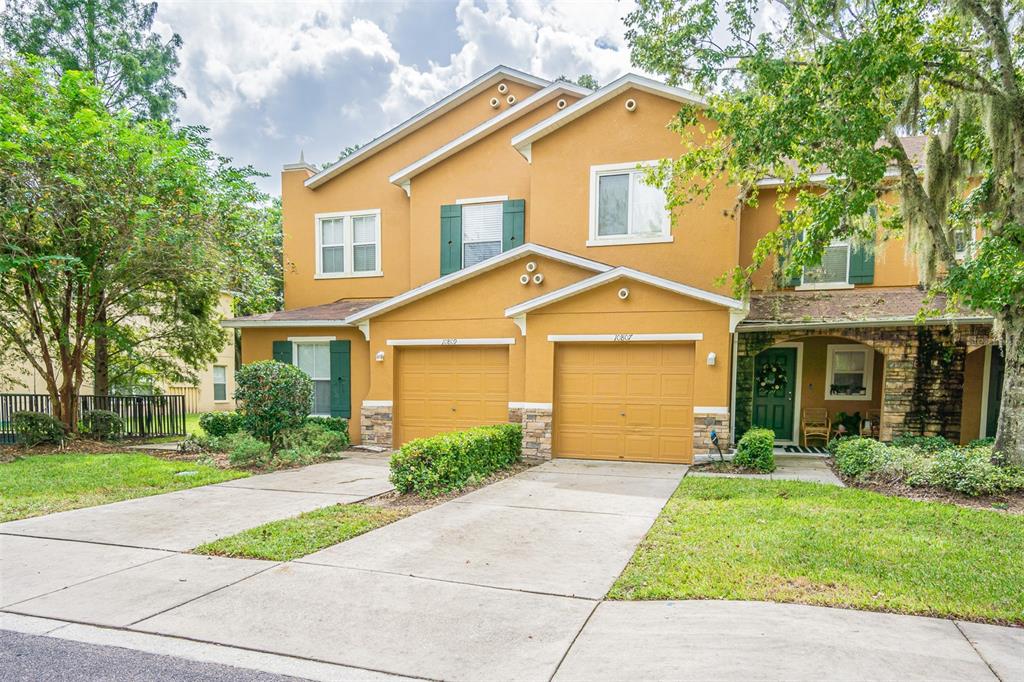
left=440, top=338, right=459, bottom=345
left=613, top=334, right=633, bottom=342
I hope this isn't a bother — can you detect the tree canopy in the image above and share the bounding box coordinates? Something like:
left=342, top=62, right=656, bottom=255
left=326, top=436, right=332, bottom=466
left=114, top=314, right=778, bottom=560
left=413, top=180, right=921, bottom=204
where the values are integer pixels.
left=626, top=0, right=1024, bottom=461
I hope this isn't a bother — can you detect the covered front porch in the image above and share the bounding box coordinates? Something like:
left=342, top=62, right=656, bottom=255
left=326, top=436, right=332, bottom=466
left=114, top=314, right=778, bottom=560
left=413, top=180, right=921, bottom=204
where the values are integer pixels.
left=733, top=288, right=996, bottom=446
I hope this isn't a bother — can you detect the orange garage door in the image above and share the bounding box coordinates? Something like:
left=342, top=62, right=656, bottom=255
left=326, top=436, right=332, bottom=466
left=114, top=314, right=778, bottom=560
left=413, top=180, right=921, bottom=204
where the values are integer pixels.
left=395, top=346, right=509, bottom=445
left=554, top=343, right=694, bottom=464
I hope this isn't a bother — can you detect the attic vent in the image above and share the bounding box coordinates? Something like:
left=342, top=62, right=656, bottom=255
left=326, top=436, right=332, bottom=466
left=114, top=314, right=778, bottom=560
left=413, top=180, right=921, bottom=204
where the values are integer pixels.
left=506, top=94, right=517, bottom=105
left=489, top=97, right=500, bottom=109
left=556, top=98, right=567, bottom=109
left=624, top=98, right=638, bottom=112
left=497, top=82, right=509, bottom=94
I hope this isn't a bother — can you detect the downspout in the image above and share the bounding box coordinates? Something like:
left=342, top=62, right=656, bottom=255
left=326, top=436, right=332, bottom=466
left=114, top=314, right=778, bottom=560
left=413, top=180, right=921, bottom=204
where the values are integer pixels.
left=729, top=329, right=739, bottom=448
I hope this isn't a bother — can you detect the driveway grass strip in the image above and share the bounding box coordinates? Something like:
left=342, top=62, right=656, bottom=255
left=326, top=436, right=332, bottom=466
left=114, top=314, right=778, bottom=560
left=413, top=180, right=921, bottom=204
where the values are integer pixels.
left=0, top=453, right=248, bottom=523
left=193, top=504, right=412, bottom=561
left=609, top=476, right=1024, bottom=625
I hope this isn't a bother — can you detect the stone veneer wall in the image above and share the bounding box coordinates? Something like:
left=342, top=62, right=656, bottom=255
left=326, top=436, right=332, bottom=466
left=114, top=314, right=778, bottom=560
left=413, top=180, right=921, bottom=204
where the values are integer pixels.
left=521, top=406, right=553, bottom=460
left=735, top=323, right=992, bottom=443
left=359, top=404, right=393, bottom=449
left=507, top=407, right=524, bottom=424
left=693, top=411, right=731, bottom=455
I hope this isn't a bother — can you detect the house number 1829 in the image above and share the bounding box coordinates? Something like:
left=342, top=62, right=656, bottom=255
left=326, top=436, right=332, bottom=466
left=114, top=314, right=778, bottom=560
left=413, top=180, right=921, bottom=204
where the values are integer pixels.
left=613, top=334, right=634, bottom=342
left=440, top=338, right=459, bottom=345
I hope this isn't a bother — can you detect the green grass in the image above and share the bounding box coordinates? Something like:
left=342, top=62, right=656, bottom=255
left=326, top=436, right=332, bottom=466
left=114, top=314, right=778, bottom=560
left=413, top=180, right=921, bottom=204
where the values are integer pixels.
left=193, top=504, right=411, bottom=561
left=144, top=413, right=205, bottom=443
left=0, top=453, right=248, bottom=522
left=610, top=477, right=1024, bottom=625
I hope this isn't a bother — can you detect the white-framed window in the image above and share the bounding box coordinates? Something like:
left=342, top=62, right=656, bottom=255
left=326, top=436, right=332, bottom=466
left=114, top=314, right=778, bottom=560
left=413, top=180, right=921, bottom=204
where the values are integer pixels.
left=800, top=240, right=852, bottom=288
left=825, top=344, right=874, bottom=401
left=212, top=365, right=227, bottom=402
left=292, top=339, right=332, bottom=415
left=461, top=201, right=503, bottom=267
left=587, top=161, right=672, bottom=246
left=315, top=209, right=381, bottom=278
left=953, top=227, right=975, bottom=259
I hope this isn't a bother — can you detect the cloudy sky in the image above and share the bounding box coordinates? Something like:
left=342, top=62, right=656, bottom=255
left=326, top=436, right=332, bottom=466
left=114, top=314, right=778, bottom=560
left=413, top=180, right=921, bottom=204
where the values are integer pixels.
left=151, top=0, right=646, bottom=194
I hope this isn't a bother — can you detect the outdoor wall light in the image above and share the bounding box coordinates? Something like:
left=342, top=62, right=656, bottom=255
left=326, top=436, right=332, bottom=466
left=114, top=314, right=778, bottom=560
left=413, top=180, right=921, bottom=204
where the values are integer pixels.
left=375, top=351, right=385, bottom=362
left=707, top=351, right=717, bottom=366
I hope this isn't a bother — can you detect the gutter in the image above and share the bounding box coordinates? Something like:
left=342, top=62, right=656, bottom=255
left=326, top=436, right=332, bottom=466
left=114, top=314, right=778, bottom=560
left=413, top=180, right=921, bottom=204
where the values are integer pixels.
left=222, top=319, right=350, bottom=329
left=736, top=315, right=993, bottom=332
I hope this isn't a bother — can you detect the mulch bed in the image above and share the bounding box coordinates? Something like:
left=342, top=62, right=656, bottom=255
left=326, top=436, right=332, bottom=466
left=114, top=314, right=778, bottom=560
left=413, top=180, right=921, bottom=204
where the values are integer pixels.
left=825, top=459, right=1024, bottom=514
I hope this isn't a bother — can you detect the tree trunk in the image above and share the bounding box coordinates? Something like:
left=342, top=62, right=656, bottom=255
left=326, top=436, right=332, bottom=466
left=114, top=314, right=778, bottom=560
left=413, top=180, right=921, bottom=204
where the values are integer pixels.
left=993, top=312, right=1024, bottom=466
left=93, top=303, right=109, bottom=397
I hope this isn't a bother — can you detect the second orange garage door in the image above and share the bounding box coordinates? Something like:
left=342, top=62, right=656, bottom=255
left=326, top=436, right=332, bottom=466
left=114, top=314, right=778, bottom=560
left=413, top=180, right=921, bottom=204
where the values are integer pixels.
left=554, top=343, right=695, bottom=464
left=395, top=346, right=509, bottom=446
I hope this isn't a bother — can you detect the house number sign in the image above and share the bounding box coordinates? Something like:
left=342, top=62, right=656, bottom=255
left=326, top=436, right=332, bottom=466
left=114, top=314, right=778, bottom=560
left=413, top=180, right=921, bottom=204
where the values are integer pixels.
left=440, top=338, right=459, bottom=345
left=613, top=334, right=634, bottom=342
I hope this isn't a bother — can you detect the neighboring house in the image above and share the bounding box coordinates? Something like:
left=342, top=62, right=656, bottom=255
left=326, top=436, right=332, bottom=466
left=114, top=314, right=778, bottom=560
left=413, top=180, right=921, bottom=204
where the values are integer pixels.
left=4, top=292, right=237, bottom=413
left=225, top=65, right=999, bottom=463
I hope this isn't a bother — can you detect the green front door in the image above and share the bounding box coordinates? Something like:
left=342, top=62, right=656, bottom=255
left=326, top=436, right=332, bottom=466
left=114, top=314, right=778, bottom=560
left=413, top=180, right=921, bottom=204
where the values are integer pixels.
left=986, top=346, right=1004, bottom=438
left=752, top=347, right=798, bottom=440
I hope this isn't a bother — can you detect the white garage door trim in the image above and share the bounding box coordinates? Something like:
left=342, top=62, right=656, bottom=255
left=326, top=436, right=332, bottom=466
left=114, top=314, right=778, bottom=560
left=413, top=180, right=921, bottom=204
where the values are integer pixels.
left=387, top=337, right=516, bottom=346
left=547, top=333, right=703, bottom=342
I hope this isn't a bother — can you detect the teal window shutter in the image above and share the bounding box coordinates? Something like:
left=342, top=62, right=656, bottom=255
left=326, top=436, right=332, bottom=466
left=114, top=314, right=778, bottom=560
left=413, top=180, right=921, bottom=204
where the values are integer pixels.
left=272, top=340, right=292, bottom=364
left=502, top=199, right=525, bottom=251
left=440, top=204, right=462, bottom=275
left=329, top=340, right=351, bottom=418
left=848, top=242, right=875, bottom=284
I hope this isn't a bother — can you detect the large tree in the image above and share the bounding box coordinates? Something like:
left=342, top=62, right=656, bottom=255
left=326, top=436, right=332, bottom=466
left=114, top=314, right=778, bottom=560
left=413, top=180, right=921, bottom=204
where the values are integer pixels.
left=0, top=0, right=182, bottom=120
left=0, top=59, right=265, bottom=430
left=626, top=0, right=1024, bottom=463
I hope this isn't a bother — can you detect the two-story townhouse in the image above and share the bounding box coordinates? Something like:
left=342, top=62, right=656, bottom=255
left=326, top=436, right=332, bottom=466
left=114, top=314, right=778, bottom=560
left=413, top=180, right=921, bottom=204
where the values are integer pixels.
left=226, top=66, right=1000, bottom=463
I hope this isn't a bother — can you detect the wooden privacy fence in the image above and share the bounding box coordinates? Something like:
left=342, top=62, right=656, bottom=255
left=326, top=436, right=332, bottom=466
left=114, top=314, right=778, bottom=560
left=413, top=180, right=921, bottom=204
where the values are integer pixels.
left=0, top=393, right=186, bottom=442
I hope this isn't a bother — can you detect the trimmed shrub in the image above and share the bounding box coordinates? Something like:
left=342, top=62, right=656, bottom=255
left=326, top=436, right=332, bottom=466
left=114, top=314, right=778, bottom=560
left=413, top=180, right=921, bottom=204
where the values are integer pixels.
left=390, top=423, right=522, bottom=497
left=832, top=437, right=890, bottom=477
left=224, top=431, right=271, bottom=467
left=81, top=410, right=123, bottom=441
left=305, top=415, right=349, bottom=438
left=234, top=361, right=312, bottom=447
left=733, top=428, right=775, bottom=472
left=968, top=437, right=995, bottom=449
left=927, top=446, right=1024, bottom=496
left=891, top=435, right=955, bottom=455
left=198, top=411, right=243, bottom=437
left=11, top=411, right=66, bottom=446
left=279, top=422, right=349, bottom=455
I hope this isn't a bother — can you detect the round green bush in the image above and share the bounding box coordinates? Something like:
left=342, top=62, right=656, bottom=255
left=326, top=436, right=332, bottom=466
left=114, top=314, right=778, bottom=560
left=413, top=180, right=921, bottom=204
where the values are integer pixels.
left=81, top=409, right=124, bottom=441
left=224, top=431, right=271, bottom=467
left=198, top=411, right=243, bottom=437
left=832, top=437, right=890, bottom=477
left=305, top=415, right=349, bottom=437
left=234, top=361, right=312, bottom=447
left=11, top=411, right=66, bottom=446
left=733, top=428, right=776, bottom=472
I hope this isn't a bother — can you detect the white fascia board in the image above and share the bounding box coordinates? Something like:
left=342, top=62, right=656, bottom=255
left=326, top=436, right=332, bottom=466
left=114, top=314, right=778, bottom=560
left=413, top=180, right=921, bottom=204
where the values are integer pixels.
left=756, top=167, right=904, bottom=188
left=511, top=74, right=706, bottom=159
left=388, top=82, right=589, bottom=188
left=344, top=244, right=612, bottom=325
left=504, top=267, right=744, bottom=318
left=736, top=315, right=994, bottom=332
left=305, top=66, right=550, bottom=189
left=222, top=319, right=350, bottom=329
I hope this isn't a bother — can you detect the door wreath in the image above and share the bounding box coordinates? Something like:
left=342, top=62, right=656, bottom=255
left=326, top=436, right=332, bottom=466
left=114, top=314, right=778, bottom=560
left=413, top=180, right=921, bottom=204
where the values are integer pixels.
left=757, top=360, right=788, bottom=395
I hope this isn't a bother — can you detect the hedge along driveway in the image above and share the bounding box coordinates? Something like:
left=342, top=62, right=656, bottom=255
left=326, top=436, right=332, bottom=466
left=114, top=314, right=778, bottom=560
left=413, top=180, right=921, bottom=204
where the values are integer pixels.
left=0, top=453, right=247, bottom=522
left=610, top=476, right=1024, bottom=625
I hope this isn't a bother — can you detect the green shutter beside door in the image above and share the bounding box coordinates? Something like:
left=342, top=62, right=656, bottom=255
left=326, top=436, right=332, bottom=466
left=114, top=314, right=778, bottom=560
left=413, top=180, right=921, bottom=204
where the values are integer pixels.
left=329, top=340, right=351, bottom=418
left=440, top=204, right=463, bottom=275
left=848, top=242, right=875, bottom=284
left=272, top=340, right=292, bottom=364
left=502, top=199, right=525, bottom=251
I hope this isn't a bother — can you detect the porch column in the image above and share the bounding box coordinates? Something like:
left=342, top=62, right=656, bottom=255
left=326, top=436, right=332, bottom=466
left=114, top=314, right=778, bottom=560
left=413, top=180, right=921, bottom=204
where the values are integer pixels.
left=877, top=334, right=918, bottom=442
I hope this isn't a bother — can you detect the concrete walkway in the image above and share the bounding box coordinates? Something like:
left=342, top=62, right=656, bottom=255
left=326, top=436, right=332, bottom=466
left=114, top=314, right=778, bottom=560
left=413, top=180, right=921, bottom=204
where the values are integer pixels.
left=2, top=456, right=1021, bottom=681
left=690, top=453, right=845, bottom=485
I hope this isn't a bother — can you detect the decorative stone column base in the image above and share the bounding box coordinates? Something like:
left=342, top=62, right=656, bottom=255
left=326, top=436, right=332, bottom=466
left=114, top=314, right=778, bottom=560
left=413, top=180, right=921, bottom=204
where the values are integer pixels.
left=521, top=406, right=553, bottom=460
left=508, top=406, right=524, bottom=424
left=360, top=403, right=393, bottom=449
left=693, top=411, right=730, bottom=455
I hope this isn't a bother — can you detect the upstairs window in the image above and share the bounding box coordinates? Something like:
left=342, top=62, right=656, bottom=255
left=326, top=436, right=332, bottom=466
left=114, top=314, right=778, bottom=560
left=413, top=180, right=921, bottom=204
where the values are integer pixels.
left=461, top=202, right=503, bottom=267
left=315, top=210, right=381, bottom=278
left=801, top=240, right=851, bottom=286
left=588, top=162, right=671, bottom=246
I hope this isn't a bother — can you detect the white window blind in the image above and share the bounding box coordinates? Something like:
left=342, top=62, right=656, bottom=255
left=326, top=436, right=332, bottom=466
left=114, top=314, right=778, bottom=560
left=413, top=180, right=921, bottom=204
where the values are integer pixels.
left=462, top=202, right=503, bottom=267
left=295, top=342, right=331, bottom=415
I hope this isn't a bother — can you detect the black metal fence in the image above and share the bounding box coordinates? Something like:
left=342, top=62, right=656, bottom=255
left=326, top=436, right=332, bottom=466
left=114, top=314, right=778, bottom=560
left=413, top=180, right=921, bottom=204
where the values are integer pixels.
left=0, top=393, right=186, bottom=443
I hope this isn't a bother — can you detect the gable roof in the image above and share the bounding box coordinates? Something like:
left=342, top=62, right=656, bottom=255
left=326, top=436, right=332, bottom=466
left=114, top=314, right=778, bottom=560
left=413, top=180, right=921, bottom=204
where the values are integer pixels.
left=304, top=66, right=550, bottom=189
left=504, top=267, right=744, bottom=318
left=344, top=244, right=613, bottom=325
left=388, top=81, right=590, bottom=193
left=222, top=298, right=384, bottom=328
left=511, top=74, right=706, bottom=162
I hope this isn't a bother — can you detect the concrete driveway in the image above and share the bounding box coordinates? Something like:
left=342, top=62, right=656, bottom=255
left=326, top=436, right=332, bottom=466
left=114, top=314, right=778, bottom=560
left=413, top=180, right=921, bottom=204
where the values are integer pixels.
left=2, top=456, right=1021, bottom=681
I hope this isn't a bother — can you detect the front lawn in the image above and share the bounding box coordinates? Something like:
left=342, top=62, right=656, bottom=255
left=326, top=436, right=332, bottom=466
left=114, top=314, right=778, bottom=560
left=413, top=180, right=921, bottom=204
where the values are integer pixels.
left=0, top=453, right=248, bottom=522
left=610, top=477, right=1024, bottom=625
left=193, top=503, right=410, bottom=561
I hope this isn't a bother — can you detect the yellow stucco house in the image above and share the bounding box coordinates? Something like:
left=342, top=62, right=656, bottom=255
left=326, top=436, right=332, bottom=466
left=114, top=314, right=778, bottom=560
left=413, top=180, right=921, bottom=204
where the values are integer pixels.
left=226, top=66, right=1001, bottom=463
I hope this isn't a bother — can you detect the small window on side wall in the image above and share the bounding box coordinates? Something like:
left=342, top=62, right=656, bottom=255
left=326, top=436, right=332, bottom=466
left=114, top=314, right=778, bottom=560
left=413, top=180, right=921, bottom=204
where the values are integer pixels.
left=588, top=162, right=671, bottom=246
left=826, top=344, right=874, bottom=401
left=212, top=365, right=227, bottom=402
left=315, top=210, right=381, bottom=278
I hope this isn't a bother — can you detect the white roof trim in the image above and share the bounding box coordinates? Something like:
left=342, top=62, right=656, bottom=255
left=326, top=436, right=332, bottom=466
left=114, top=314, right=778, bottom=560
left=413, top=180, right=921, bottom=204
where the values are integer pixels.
left=304, top=66, right=549, bottom=189
left=504, top=267, right=744, bottom=317
left=737, top=315, right=993, bottom=331
left=388, top=82, right=589, bottom=188
left=755, top=167, right=904, bottom=188
left=511, top=74, right=706, bottom=160
left=344, top=244, right=612, bottom=324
